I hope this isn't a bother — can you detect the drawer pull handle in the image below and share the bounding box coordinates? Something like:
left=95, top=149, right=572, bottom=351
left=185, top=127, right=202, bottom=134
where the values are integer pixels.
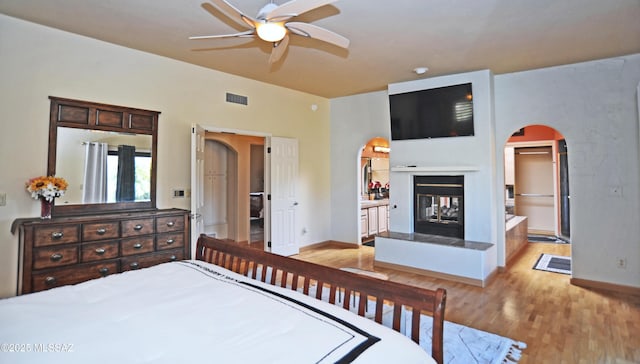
left=50, top=253, right=63, bottom=262
left=51, top=232, right=64, bottom=239
left=133, top=243, right=143, bottom=249
left=166, top=239, right=175, bottom=245
left=98, top=267, right=109, bottom=276
left=170, top=255, right=177, bottom=261
left=95, top=248, right=106, bottom=255
left=96, top=228, right=107, bottom=235
left=134, top=224, right=143, bottom=231
left=166, top=221, right=175, bottom=227
left=129, top=262, right=139, bottom=269
left=45, top=276, right=57, bottom=285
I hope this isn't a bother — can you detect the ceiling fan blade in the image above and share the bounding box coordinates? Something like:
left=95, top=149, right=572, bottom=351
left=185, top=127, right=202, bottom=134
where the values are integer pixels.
left=269, top=34, right=290, bottom=64
left=209, top=0, right=258, bottom=28
left=266, top=0, right=338, bottom=21
left=189, top=30, right=255, bottom=40
left=285, top=22, right=349, bottom=49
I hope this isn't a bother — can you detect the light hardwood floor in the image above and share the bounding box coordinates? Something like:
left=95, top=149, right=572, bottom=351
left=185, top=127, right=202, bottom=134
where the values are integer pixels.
left=293, top=242, right=640, bottom=363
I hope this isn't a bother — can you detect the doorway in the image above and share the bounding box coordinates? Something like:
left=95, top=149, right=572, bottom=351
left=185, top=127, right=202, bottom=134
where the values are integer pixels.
left=358, top=137, right=390, bottom=246
left=190, top=125, right=299, bottom=256
left=503, top=125, right=571, bottom=266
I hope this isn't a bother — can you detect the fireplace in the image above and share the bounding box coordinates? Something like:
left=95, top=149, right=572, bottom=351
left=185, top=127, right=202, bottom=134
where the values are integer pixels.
left=414, top=175, right=464, bottom=238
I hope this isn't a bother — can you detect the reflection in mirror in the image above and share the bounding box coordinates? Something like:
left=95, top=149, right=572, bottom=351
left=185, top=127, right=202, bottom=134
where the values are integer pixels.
left=361, top=157, right=390, bottom=193
left=55, top=127, right=152, bottom=206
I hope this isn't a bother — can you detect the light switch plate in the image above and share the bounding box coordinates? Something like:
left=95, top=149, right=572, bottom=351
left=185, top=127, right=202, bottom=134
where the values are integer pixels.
left=172, top=189, right=185, bottom=198
left=0, top=193, right=6, bottom=206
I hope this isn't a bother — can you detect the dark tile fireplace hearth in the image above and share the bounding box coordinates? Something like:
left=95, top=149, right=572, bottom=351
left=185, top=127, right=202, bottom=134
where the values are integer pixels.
left=414, top=175, right=464, bottom=239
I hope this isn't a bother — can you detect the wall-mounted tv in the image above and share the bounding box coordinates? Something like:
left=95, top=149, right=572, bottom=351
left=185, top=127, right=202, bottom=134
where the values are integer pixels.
left=389, top=83, right=474, bottom=140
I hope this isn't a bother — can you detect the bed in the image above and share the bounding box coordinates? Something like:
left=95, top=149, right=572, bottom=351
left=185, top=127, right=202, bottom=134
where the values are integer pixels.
left=0, top=235, right=446, bottom=363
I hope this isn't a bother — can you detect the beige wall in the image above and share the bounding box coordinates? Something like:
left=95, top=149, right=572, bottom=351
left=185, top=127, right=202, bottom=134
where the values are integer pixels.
left=0, top=15, right=331, bottom=298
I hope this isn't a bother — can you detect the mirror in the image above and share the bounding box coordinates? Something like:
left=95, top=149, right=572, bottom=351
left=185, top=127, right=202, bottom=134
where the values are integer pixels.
left=47, top=96, right=158, bottom=216
left=362, top=157, right=389, bottom=199
left=55, top=128, right=153, bottom=206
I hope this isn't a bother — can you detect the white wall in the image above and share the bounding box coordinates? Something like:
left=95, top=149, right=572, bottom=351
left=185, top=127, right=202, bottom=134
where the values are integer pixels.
left=330, top=91, right=392, bottom=243
left=0, top=15, right=332, bottom=298
left=494, top=54, right=640, bottom=288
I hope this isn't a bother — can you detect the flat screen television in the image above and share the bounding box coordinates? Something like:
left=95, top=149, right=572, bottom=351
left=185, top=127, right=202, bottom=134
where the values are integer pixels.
left=389, top=83, right=474, bottom=140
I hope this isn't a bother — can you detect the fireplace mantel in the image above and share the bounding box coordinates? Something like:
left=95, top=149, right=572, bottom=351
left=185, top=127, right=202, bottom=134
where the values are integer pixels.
left=391, top=166, right=480, bottom=172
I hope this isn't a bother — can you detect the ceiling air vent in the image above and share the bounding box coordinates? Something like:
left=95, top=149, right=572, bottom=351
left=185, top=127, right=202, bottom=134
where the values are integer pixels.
left=226, top=92, right=248, bottom=106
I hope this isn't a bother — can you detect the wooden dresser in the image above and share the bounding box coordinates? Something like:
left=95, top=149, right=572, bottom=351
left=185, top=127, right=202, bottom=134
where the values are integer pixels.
left=12, top=209, right=190, bottom=294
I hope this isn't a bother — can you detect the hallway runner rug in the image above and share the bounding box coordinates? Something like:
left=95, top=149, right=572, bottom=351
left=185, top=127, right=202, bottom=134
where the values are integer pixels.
left=533, top=253, right=571, bottom=275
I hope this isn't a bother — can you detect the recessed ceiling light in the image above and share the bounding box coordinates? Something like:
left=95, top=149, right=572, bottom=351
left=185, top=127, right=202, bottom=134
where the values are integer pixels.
left=413, top=67, right=428, bottom=75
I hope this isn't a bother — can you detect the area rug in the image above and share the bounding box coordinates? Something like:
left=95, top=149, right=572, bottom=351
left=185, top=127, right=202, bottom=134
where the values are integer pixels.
left=403, top=311, right=527, bottom=364
left=533, top=253, right=571, bottom=275
left=528, top=234, right=569, bottom=244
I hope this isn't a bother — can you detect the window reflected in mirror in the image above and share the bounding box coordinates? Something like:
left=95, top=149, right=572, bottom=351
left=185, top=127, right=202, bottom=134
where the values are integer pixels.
left=55, top=127, right=152, bottom=205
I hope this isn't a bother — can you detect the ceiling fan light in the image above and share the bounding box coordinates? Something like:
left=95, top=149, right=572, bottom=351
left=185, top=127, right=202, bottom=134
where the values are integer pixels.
left=257, top=22, right=287, bottom=42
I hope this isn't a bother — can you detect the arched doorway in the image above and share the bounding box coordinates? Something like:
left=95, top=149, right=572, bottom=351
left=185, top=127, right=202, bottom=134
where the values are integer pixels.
left=358, top=137, right=390, bottom=245
left=503, top=125, right=571, bottom=266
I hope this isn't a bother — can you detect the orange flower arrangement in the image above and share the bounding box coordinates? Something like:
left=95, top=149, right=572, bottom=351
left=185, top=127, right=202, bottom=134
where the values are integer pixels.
left=26, top=176, right=68, bottom=202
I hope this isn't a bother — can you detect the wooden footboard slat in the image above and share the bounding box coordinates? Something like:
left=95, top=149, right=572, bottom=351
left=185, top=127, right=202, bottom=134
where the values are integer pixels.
left=374, top=297, right=384, bottom=324
left=328, top=286, right=337, bottom=304
left=411, top=306, right=421, bottom=343
left=302, top=279, right=310, bottom=295
left=357, top=294, right=367, bottom=316
left=343, top=288, right=352, bottom=310
left=315, top=281, right=324, bottom=300
left=195, top=235, right=447, bottom=364
left=392, top=304, right=402, bottom=331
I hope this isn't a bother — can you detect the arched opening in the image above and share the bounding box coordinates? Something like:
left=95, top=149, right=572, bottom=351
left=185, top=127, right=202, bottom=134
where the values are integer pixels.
left=503, top=125, right=571, bottom=271
left=202, top=138, right=238, bottom=242
left=358, top=137, right=390, bottom=246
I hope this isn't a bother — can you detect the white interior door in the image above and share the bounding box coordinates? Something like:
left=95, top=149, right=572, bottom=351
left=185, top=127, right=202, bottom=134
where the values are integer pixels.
left=267, top=137, right=298, bottom=256
left=190, top=124, right=206, bottom=256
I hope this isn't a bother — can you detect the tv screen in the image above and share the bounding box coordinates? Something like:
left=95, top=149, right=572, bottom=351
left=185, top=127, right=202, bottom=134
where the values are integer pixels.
left=389, top=83, right=474, bottom=140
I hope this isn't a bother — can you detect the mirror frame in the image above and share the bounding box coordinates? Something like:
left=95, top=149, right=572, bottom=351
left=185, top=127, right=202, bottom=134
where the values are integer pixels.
left=47, top=96, right=159, bottom=216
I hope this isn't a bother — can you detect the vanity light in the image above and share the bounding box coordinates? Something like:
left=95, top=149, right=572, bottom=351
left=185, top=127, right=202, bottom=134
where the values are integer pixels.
left=373, top=146, right=390, bottom=153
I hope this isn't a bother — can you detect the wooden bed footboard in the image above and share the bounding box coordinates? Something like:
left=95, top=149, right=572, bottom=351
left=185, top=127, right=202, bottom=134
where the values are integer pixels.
left=196, top=235, right=447, bottom=364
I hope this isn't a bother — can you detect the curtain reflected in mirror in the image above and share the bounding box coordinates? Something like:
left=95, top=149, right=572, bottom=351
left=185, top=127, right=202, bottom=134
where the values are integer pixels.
left=56, top=128, right=152, bottom=205
left=82, top=142, right=108, bottom=203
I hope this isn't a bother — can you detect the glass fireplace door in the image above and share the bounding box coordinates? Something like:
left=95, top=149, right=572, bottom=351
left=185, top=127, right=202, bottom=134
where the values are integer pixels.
left=416, top=194, right=462, bottom=224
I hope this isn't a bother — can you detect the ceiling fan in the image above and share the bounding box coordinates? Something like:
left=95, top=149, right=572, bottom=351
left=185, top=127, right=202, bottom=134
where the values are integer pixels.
left=190, top=0, right=350, bottom=64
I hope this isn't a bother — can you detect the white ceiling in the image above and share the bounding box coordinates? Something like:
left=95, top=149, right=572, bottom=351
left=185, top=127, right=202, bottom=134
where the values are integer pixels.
left=1, top=0, right=639, bottom=98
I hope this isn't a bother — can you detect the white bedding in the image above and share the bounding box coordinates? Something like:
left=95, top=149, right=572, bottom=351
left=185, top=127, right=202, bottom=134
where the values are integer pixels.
left=0, top=260, right=434, bottom=364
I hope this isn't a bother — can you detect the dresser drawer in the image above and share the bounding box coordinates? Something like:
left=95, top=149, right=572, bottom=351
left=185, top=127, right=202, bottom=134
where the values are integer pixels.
left=31, top=261, right=118, bottom=292
left=121, top=250, right=183, bottom=272
left=83, top=222, right=120, bottom=241
left=82, top=241, right=120, bottom=262
left=156, top=215, right=185, bottom=233
left=156, top=232, right=184, bottom=250
left=122, top=218, right=154, bottom=237
left=33, top=246, right=79, bottom=269
left=120, top=236, right=154, bottom=256
left=33, top=225, right=80, bottom=247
